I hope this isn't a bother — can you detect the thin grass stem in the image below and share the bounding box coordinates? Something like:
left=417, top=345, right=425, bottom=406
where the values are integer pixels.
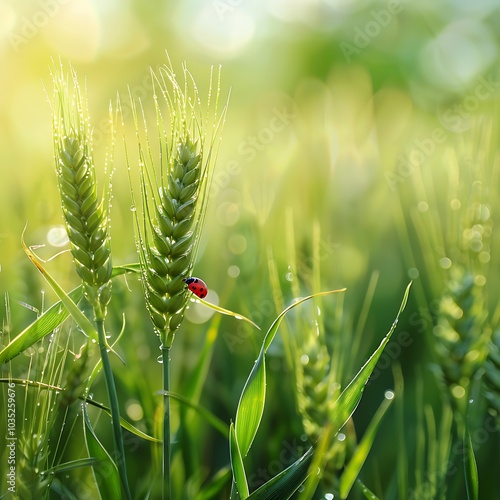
left=163, top=345, right=171, bottom=500
left=96, top=318, right=132, bottom=500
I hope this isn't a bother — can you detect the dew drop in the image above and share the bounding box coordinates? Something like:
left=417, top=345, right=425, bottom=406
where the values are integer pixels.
left=157, top=355, right=163, bottom=364
left=130, top=205, right=137, bottom=212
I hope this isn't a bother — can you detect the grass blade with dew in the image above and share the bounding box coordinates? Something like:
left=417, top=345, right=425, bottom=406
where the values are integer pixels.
left=329, top=283, right=411, bottom=434
left=357, top=479, right=380, bottom=500
left=246, top=448, right=314, bottom=500
left=0, top=285, right=82, bottom=365
left=339, top=392, right=394, bottom=499
left=234, top=289, right=346, bottom=459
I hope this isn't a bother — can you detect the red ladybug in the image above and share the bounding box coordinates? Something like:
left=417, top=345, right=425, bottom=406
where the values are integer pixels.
left=183, top=277, right=208, bottom=299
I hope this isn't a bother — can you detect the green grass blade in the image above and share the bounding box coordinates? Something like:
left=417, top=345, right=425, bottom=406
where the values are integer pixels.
left=263, top=289, right=346, bottom=352
left=235, top=289, right=346, bottom=457
left=83, top=404, right=122, bottom=500
left=43, top=458, right=99, bottom=475
left=0, top=263, right=138, bottom=366
left=331, top=283, right=411, bottom=433
left=230, top=422, right=249, bottom=499
left=196, top=298, right=261, bottom=330
left=22, top=236, right=98, bottom=341
left=0, top=286, right=83, bottom=365
left=83, top=396, right=161, bottom=443
left=1, top=378, right=160, bottom=443
left=357, top=479, right=380, bottom=500
left=246, top=447, right=314, bottom=500
left=163, top=391, right=229, bottom=437
left=234, top=352, right=266, bottom=457
left=299, top=427, right=332, bottom=500
left=464, top=423, right=479, bottom=500
left=339, top=393, right=394, bottom=498
left=195, top=466, right=232, bottom=500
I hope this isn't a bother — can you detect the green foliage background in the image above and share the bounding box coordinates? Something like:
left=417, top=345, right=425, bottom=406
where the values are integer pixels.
left=1, top=1, right=500, bottom=498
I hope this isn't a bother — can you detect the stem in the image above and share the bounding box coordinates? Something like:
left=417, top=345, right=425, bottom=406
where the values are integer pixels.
left=96, top=319, right=131, bottom=500
left=163, top=345, right=172, bottom=500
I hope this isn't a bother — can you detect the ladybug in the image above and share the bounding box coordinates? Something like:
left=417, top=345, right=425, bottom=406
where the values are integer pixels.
left=183, top=277, right=208, bottom=299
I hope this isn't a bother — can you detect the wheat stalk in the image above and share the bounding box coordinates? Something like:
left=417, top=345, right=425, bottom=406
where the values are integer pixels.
left=52, top=64, right=131, bottom=499
left=127, top=61, right=226, bottom=500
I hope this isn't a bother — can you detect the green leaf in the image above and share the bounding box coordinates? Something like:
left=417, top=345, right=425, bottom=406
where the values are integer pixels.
left=330, top=283, right=411, bottom=434
left=299, top=427, right=333, bottom=500
left=235, top=289, right=346, bottom=457
left=162, top=391, right=229, bottom=437
left=83, top=404, right=122, bottom=500
left=196, top=298, right=261, bottom=330
left=43, top=458, right=99, bottom=475
left=247, top=447, right=314, bottom=500
left=339, top=394, right=394, bottom=498
left=357, top=479, right=380, bottom=499
left=0, top=255, right=140, bottom=367
left=229, top=422, right=249, bottom=499
left=464, top=423, right=479, bottom=500
left=22, top=236, right=98, bottom=340
left=0, top=286, right=83, bottom=365
left=195, top=466, right=232, bottom=500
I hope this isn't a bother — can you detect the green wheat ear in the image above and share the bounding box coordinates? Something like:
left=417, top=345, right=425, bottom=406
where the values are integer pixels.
left=129, top=63, right=227, bottom=348
left=52, top=65, right=113, bottom=320
left=433, top=267, right=491, bottom=416
left=483, top=330, right=500, bottom=422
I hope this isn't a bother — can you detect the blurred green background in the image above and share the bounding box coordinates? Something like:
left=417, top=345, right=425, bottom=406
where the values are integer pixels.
left=1, top=0, right=500, bottom=498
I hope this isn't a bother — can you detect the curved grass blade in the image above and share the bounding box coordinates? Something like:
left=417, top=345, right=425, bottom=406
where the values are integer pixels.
left=357, top=479, right=380, bottom=500
left=83, top=404, right=122, bottom=500
left=43, top=457, right=99, bottom=475
left=246, top=447, right=314, bottom=500
left=195, top=466, right=232, bottom=500
left=22, top=235, right=98, bottom=341
left=330, top=283, right=411, bottom=434
left=229, top=422, right=249, bottom=499
left=0, top=262, right=141, bottom=366
left=191, top=298, right=261, bottom=330
left=0, top=286, right=83, bottom=365
left=235, top=289, right=346, bottom=457
left=464, top=423, right=479, bottom=500
left=339, top=393, right=394, bottom=499
left=1, top=378, right=160, bottom=444
left=159, top=391, right=229, bottom=437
